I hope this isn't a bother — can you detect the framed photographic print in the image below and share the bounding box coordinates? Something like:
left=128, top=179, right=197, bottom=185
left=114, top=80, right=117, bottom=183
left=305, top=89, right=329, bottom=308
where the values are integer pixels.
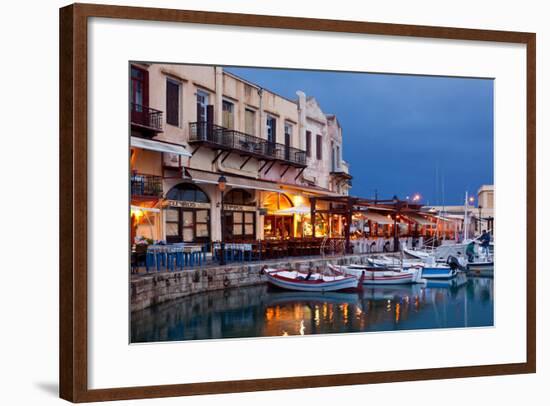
left=59, top=3, right=536, bottom=402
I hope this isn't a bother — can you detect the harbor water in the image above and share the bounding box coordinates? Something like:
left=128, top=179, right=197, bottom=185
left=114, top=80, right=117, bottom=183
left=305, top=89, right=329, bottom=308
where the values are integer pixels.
left=131, top=275, right=493, bottom=343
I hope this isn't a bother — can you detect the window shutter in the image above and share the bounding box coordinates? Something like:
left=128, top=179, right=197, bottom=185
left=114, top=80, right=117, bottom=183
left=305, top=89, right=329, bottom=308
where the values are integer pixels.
left=206, top=105, right=214, bottom=124
left=142, top=68, right=149, bottom=107
left=271, top=119, right=276, bottom=143
left=316, top=134, right=322, bottom=160
left=166, top=80, right=179, bottom=126
left=306, top=131, right=311, bottom=157
left=245, top=109, right=255, bottom=135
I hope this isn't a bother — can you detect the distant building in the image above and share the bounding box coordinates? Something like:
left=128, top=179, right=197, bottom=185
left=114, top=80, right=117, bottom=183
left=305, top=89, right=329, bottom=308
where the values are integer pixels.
left=477, top=184, right=494, bottom=233
left=422, top=184, right=494, bottom=238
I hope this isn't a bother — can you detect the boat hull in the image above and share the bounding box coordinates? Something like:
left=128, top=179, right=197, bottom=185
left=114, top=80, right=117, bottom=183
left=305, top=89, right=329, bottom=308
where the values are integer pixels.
left=425, top=273, right=468, bottom=288
left=421, top=267, right=457, bottom=279
left=467, top=262, right=494, bottom=276
left=265, top=271, right=359, bottom=292
left=340, top=265, right=418, bottom=285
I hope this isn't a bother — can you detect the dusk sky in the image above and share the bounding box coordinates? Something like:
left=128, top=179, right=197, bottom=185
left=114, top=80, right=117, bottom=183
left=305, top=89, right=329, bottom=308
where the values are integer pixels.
left=226, top=67, right=494, bottom=206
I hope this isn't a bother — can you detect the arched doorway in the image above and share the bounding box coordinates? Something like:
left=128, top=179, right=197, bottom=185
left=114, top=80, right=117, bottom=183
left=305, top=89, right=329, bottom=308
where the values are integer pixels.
left=263, top=192, right=294, bottom=239
left=164, top=183, right=210, bottom=243
left=223, top=189, right=256, bottom=241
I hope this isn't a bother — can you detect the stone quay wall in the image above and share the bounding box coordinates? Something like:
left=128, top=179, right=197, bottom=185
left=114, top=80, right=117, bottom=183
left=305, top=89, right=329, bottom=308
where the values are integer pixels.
left=130, top=253, right=380, bottom=312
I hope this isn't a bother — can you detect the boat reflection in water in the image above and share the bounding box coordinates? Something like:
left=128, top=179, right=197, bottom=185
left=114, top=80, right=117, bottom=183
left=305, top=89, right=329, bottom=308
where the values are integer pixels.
left=131, top=276, right=493, bottom=343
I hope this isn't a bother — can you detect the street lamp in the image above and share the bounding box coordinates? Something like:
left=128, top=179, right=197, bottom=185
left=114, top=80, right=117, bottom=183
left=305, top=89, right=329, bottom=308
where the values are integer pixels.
left=218, top=175, right=227, bottom=265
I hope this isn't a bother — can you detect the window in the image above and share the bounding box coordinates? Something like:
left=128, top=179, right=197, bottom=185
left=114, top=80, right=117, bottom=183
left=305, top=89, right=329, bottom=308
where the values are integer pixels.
left=316, top=134, right=323, bottom=160
left=266, top=116, right=276, bottom=143
left=131, top=66, right=148, bottom=108
left=165, top=183, right=211, bottom=243
left=263, top=192, right=293, bottom=211
left=284, top=123, right=292, bottom=160
left=336, top=145, right=341, bottom=169
left=245, top=108, right=256, bottom=135
left=166, top=79, right=180, bottom=126
left=224, top=189, right=255, bottom=206
left=196, top=91, right=209, bottom=122
left=165, top=208, right=179, bottom=239
left=284, top=123, right=292, bottom=143
left=166, top=183, right=209, bottom=203
left=195, top=210, right=210, bottom=238
left=227, top=211, right=255, bottom=240
left=306, top=131, right=312, bottom=157
left=222, top=100, right=234, bottom=129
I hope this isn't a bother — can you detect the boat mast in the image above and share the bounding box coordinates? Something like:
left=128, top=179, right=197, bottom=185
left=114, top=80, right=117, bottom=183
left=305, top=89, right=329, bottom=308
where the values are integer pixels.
left=464, top=191, right=469, bottom=241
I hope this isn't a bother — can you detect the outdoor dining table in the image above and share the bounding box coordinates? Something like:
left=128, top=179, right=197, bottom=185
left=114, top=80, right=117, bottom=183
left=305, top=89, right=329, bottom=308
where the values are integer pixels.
left=145, top=243, right=206, bottom=272
left=212, top=242, right=254, bottom=262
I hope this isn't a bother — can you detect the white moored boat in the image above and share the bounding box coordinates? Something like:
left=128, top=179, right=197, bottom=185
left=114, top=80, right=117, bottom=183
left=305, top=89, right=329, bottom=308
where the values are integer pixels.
left=264, top=269, right=359, bottom=292
left=331, top=264, right=422, bottom=285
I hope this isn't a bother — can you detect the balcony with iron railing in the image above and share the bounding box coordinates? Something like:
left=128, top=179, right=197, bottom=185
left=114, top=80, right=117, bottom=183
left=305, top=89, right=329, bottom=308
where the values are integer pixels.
left=189, top=122, right=307, bottom=167
left=330, top=160, right=352, bottom=186
left=130, top=103, right=163, bottom=135
left=131, top=173, right=163, bottom=198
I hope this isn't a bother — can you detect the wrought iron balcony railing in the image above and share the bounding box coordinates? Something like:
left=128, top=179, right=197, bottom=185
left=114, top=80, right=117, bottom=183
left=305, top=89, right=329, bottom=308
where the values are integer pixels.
left=189, top=122, right=307, bottom=167
left=131, top=173, right=163, bottom=198
left=130, top=103, right=163, bottom=133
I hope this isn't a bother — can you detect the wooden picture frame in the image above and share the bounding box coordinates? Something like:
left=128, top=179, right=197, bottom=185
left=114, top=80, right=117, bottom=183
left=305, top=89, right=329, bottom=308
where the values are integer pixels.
left=59, top=3, right=536, bottom=402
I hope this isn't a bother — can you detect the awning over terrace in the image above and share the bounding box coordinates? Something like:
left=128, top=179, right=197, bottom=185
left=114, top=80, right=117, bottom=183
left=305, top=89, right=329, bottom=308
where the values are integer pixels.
left=130, top=136, right=192, bottom=157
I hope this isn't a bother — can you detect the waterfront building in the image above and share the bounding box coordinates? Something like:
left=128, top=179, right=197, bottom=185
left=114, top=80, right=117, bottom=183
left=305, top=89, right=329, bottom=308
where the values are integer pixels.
left=130, top=64, right=352, bottom=246
left=477, top=184, right=495, bottom=234
left=422, top=184, right=495, bottom=240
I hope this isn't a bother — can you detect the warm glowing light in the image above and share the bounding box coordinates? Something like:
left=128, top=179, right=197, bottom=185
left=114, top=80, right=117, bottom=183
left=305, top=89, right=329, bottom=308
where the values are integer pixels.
left=281, top=331, right=289, bottom=336
left=314, top=306, right=320, bottom=326
left=340, top=303, right=349, bottom=324
left=293, top=195, right=304, bottom=206
left=395, top=303, right=401, bottom=323
left=299, top=320, right=306, bottom=336
left=131, top=208, right=144, bottom=220
left=469, top=196, right=475, bottom=203
left=412, top=194, right=421, bottom=202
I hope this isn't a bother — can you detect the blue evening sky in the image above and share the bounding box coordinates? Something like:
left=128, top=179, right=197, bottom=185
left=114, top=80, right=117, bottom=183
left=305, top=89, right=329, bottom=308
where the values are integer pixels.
left=225, top=66, right=493, bottom=206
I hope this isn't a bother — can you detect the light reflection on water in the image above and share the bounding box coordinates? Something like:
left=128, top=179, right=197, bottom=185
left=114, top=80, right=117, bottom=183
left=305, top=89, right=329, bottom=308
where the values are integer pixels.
left=131, top=276, right=493, bottom=343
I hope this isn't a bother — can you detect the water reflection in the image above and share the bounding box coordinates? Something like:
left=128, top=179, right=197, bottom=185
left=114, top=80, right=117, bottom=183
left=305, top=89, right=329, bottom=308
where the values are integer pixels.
left=131, top=276, right=494, bottom=343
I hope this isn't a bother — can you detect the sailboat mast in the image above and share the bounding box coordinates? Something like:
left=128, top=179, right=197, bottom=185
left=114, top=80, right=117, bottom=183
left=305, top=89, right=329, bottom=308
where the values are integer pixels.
left=464, top=191, right=469, bottom=241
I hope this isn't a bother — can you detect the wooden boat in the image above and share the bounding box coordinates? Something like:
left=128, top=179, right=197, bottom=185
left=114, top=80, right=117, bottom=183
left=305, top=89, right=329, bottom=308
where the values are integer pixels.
left=367, top=256, right=426, bottom=269
left=264, top=268, right=359, bottom=292
left=332, top=264, right=421, bottom=285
